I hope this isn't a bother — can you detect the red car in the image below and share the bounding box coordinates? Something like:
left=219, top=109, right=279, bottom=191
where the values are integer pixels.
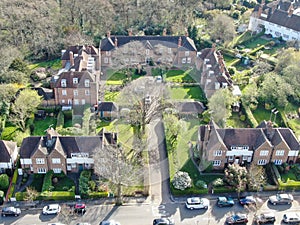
left=74, top=203, right=86, bottom=215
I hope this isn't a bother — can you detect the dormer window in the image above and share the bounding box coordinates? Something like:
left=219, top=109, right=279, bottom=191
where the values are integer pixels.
left=84, top=79, right=90, bottom=87
left=73, top=78, right=78, bottom=84
left=61, top=79, right=67, bottom=87
left=185, top=51, right=189, bottom=57
left=146, top=49, right=150, bottom=55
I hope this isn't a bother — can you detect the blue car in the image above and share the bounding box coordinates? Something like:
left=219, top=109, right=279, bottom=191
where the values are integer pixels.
left=239, top=196, right=256, bottom=206
left=217, top=196, right=234, bottom=207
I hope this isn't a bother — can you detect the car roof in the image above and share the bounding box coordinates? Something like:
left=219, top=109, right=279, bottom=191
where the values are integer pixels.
left=284, top=212, right=300, bottom=217
left=187, top=197, right=201, bottom=203
left=261, top=212, right=275, bottom=217
left=234, top=214, right=247, bottom=219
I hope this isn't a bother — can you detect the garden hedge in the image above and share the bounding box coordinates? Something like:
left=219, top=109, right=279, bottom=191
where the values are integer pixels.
left=42, top=170, right=54, bottom=192
left=87, top=191, right=109, bottom=199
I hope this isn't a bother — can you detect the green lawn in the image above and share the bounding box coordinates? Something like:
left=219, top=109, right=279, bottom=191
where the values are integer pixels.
left=242, top=38, right=269, bottom=49
left=227, top=112, right=248, bottom=128
left=168, top=86, right=206, bottom=102
left=53, top=176, right=75, bottom=191
left=252, top=105, right=283, bottom=126
left=165, top=70, right=194, bottom=83
left=33, top=117, right=57, bottom=136
left=104, top=92, right=120, bottom=102
left=28, top=59, right=61, bottom=70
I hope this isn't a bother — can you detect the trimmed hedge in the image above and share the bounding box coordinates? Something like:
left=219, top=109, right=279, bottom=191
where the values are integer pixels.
left=39, top=191, right=75, bottom=201
left=243, top=105, right=258, bottom=128
left=56, top=111, right=64, bottom=128
left=87, top=191, right=109, bottom=199
left=42, top=170, right=54, bottom=192
left=213, top=186, right=236, bottom=194
left=7, top=169, right=19, bottom=199
left=171, top=186, right=209, bottom=196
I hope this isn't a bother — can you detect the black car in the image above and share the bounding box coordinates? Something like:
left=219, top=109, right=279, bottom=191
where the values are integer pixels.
left=254, top=212, right=276, bottom=224
left=226, top=214, right=248, bottom=224
left=239, top=196, right=256, bottom=206
left=217, top=196, right=234, bottom=207
left=153, top=218, right=175, bottom=225
left=1, top=207, right=21, bottom=217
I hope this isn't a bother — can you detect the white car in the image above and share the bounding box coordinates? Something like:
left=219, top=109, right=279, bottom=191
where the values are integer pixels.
left=283, top=213, right=300, bottom=223
left=100, top=220, right=121, bottom=225
left=42, top=204, right=61, bottom=215
left=268, top=193, right=293, bottom=205
left=185, top=197, right=209, bottom=210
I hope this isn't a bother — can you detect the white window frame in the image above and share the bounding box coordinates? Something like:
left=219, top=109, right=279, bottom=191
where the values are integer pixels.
left=62, top=90, right=67, bottom=96
left=214, top=150, right=222, bottom=156
left=146, top=49, right=150, bottom=55
left=104, top=57, right=109, bottom=64
left=213, top=160, right=221, bottom=166
left=182, top=58, right=186, bottom=64
left=37, top=168, right=46, bottom=174
left=36, top=158, right=45, bottom=164
left=81, top=99, right=85, bottom=105
left=61, top=79, right=67, bottom=87
left=185, top=51, right=189, bottom=56
left=85, top=89, right=90, bottom=96
left=242, top=156, right=247, bottom=161
left=73, top=90, right=78, bottom=96
left=228, top=156, right=234, bottom=161
left=274, top=159, right=283, bottom=165
left=187, top=57, right=191, bottom=64
left=168, top=48, right=172, bottom=54
left=260, top=150, right=269, bottom=156
left=52, top=158, right=61, bottom=164
left=71, top=163, right=76, bottom=168
left=258, top=159, right=267, bottom=165
left=73, top=78, right=78, bottom=84
left=275, top=150, right=284, bottom=156
left=106, top=51, right=111, bottom=56
left=74, top=99, right=79, bottom=105
left=84, top=79, right=90, bottom=87
left=53, top=168, right=62, bottom=173
left=61, top=99, right=65, bottom=104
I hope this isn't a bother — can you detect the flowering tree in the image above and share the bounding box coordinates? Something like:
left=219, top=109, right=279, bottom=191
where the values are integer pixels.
left=224, top=164, right=247, bottom=198
left=172, top=171, right=192, bottom=190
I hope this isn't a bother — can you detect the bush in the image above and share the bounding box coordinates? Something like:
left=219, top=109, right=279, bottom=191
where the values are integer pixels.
left=172, top=171, right=192, bottom=190
left=42, top=170, right=54, bottom=192
left=56, top=111, right=64, bottom=128
left=195, top=180, right=207, bottom=189
left=87, top=191, right=109, bottom=199
left=0, top=174, right=9, bottom=190
left=39, top=191, right=75, bottom=201
left=212, top=178, right=224, bottom=187
left=239, top=114, right=246, bottom=121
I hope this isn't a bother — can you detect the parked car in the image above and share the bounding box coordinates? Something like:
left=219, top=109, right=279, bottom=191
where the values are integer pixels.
left=226, top=214, right=248, bottom=224
left=76, top=223, right=91, bottom=225
left=239, top=196, right=256, bottom=206
left=48, top=223, right=66, bottom=225
left=217, top=196, right=234, bottom=207
left=153, top=217, right=175, bottom=225
left=100, top=220, right=121, bottom=225
left=74, top=203, right=86, bottom=215
left=185, top=197, right=209, bottom=210
left=254, top=212, right=276, bottom=224
left=1, top=207, right=21, bottom=217
left=42, top=204, right=61, bottom=215
left=283, top=213, right=300, bottom=224
left=268, top=193, right=293, bottom=205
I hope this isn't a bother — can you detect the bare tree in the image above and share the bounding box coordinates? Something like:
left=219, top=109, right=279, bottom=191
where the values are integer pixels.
left=23, top=187, right=39, bottom=202
left=58, top=204, right=73, bottom=225
left=93, top=144, right=144, bottom=205
left=247, top=164, right=266, bottom=192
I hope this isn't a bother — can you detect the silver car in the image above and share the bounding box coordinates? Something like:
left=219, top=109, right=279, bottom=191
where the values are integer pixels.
left=268, top=193, right=293, bottom=205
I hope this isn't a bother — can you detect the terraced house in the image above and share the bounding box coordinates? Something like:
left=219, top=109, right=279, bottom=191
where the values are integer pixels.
left=19, top=128, right=117, bottom=174
left=198, top=120, right=300, bottom=171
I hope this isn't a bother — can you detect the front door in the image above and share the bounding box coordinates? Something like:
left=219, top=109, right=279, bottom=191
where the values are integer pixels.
left=234, top=158, right=239, bottom=164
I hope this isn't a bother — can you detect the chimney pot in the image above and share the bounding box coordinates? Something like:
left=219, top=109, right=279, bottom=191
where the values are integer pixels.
left=178, top=36, right=182, bottom=47
left=128, top=28, right=133, bottom=36
left=107, top=31, right=111, bottom=38
left=163, top=28, right=167, bottom=36
left=69, top=51, right=74, bottom=67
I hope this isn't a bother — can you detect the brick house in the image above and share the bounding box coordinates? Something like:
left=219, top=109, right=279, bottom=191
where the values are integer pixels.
left=0, top=140, right=18, bottom=173
left=61, top=45, right=100, bottom=73
left=197, top=47, right=234, bottom=99
left=248, top=0, right=300, bottom=41
left=19, top=128, right=116, bottom=174
left=51, top=70, right=98, bottom=107
left=97, top=102, right=118, bottom=119
left=99, top=31, right=198, bottom=69
left=198, top=120, right=299, bottom=171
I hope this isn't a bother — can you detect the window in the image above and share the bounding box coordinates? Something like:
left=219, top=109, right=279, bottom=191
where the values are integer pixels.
left=104, top=57, right=109, bottom=64
left=187, top=57, right=191, bottom=64
left=73, top=78, right=78, bottom=84
left=168, top=48, right=172, bottom=54
left=37, top=168, right=46, bottom=174
left=62, top=90, right=67, bottom=96
left=61, top=79, right=66, bottom=87
left=214, top=150, right=222, bottom=156
left=53, top=168, right=62, bottom=173
left=182, top=58, right=186, bottom=64
left=71, top=163, right=76, bottom=168
left=260, top=150, right=269, bottom=156
left=84, top=79, right=90, bottom=87
left=228, top=156, right=234, bottom=160
left=185, top=51, right=189, bottom=57
left=81, top=99, right=85, bottom=105
left=242, top=156, right=247, bottom=161
left=274, top=159, right=282, bottom=165
left=213, top=160, right=221, bottom=166
left=36, top=158, right=45, bottom=164
left=146, top=49, right=150, bottom=55
left=276, top=150, right=284, bottom=156
left=74, top=99, right=79, bottom=105
left=106, top=51, right=111, bottom=56
left=73, top=90, right=78, bottom=96
left=61, top=99, right=65, bottom=104
left=52, top=158, right=61, bottom=164
left=258, top=159, right=267, bottom=165
left=68, top=99, right=72, bottom=104
left=85, top=90, right=90, bottom=96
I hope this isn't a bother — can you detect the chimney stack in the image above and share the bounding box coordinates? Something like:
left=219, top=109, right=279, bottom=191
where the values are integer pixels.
left=128, top=28, right=133, bottom=36
left=69, top=51, right=74, bottom=67
left=162, top=28, right=167, bottom=36
left=114, top=37, right=118, bottom=47
left=107, top=31, right=111, bottom=38
left=288, top=4, right=294, bottom=17
left=185, top=28, right=189, bottom=37
left=178, top=36, right=182, bottom=47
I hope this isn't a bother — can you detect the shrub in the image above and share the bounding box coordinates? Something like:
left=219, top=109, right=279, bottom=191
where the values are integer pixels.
left=87, top=192, right=109, bottom=199
left=195, top=180, right=207, bottom=189
left=212, top=178, right=224, bottom=187
left=172, top=171, right=192, bottom=190
left=39, top=191, right=75, bottom=201
left=56, top=111, right=64, bottom=128
left=0, top=174, right=9, bottom=190
left=239, top=114, right=246, bottom=121
left=42, top=170, right=54, bottom=192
